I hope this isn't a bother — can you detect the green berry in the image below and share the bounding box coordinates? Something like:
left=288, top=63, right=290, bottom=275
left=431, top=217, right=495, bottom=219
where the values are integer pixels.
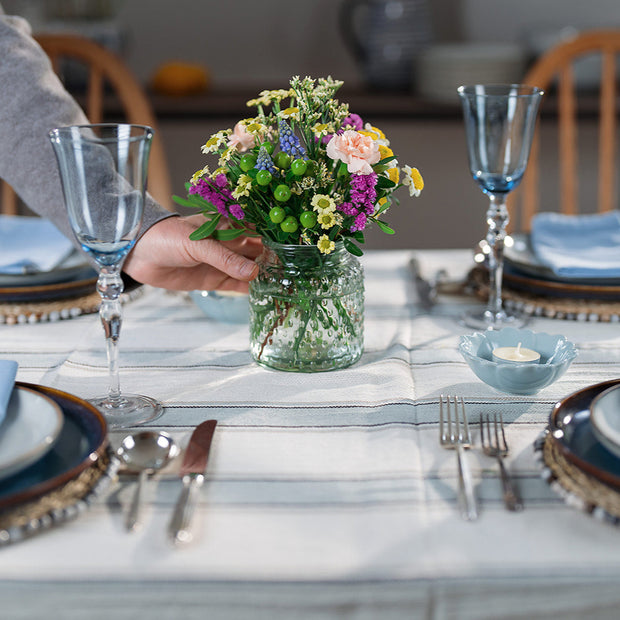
left=239, top=153, right=257, bottom=172
left=291, top=158, right=307, bottom=176
left=280, top=216, right=298, bottom=233
left=269, top=207, right=286, bottom=223
left=299, top=211, right=317, bottom=228
left=273, top=184, right=291, bottom=202
left=256, top=169, right=272, bottom=186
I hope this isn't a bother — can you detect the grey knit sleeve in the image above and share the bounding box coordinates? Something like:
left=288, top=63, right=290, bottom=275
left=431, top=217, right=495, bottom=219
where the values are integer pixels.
left=0, top=11, right=174, bottom=244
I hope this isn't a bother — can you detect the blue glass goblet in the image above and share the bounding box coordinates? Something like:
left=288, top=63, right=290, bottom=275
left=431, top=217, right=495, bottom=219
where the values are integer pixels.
left=49, top=124, right=162, bottom=429
left=458, top=84, right=543, bottom=330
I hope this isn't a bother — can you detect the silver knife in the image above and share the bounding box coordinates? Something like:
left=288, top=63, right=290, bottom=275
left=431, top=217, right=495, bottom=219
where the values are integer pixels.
left=168, top=419, right=217, bottom=545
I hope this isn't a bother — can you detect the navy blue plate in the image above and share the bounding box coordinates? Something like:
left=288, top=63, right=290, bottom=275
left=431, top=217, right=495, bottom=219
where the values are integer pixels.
left=549, top=378, right=620, bottom=489
left=0, top=382, right=107, bottom=510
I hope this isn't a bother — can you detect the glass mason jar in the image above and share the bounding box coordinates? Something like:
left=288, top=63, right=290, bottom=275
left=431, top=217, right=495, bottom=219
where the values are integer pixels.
left=249, top=240, right=364, bottom=372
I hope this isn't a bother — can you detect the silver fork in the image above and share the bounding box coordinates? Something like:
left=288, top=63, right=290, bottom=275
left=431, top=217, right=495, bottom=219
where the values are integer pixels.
left=439, top=395, right=478, bottom=521
left=480, top=413, right=523, bottom=512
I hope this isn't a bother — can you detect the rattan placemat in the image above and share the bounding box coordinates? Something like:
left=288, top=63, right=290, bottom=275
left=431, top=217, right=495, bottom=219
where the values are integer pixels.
left=0, top=448, right=120, bottom=545
left=0, top=286, right=144, bottom=325
left=468, top=266, right=620, bottom=322
left=534, top=430, right=620, bottom=525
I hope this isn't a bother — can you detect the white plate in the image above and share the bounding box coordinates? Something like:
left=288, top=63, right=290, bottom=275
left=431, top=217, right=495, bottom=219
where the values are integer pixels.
left=0, top=386, right=64, bottom=480
left=590, top=384, right=620, bottom=459
left=0, top=251, right=95, bottom=287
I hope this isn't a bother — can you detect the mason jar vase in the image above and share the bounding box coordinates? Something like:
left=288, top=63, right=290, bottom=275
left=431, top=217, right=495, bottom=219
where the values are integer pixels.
left=249, top=240, right=364, bottom=372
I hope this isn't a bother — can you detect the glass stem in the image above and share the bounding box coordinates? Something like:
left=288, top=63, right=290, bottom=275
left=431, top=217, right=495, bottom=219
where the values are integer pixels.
left=485, top=193, right=509, bottom=318
left=96, top=269, right=125, bottom=405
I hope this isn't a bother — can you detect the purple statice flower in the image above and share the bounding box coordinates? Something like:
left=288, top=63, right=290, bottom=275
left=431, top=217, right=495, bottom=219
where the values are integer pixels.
left=337, top=201, right=357, bottom=216
left=278, top=119, right=306, bottom=159
left=341, top=113, right=363, bottom=131
left=350, top=212, right=367, bottom=232
left=255, top=145, right=277, bottom=174
left=349, top=172, right=378, bottom=213
left=190, top=175, right=242, bottom=220
left=229, top=203, right=245, bottom=220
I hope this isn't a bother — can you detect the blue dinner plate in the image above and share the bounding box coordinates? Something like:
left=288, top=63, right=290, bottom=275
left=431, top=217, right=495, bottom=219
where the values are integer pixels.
left=0, top=382, right=108, bottom=510
left=549, top=378, right=620, bottom=488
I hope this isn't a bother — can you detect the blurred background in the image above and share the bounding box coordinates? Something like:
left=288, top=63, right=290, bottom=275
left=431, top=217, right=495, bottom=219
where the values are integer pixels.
left=3, top=0, right=620, bottom=249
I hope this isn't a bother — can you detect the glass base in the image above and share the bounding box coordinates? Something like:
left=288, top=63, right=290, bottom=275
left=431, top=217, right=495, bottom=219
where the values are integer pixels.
left=460, top=308, right=528, bottom=331
left=89, top=393, right=163, bottom=429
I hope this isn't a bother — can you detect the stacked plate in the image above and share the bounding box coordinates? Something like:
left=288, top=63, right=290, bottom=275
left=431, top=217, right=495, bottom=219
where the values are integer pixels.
left=415, top=43, right=527, bottom=103
left=0, top=382, right=113, bottom=543
left=536, top=379, right=620, bottom=524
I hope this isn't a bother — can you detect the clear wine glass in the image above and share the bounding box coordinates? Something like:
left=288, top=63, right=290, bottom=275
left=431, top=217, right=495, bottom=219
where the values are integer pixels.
left=49, top=123, right=163, bottom=428
left=458, top=84, right=543, bottom=330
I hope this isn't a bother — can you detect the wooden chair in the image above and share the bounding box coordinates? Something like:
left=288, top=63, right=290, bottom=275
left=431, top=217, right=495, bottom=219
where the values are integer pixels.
left=1, top=33, right=172, bottom=214
left=510, top=30, right=620, bottom=231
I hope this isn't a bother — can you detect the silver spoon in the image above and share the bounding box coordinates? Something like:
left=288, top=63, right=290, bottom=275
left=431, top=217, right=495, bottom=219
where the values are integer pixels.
left=117, top=431, right=179, bottom=532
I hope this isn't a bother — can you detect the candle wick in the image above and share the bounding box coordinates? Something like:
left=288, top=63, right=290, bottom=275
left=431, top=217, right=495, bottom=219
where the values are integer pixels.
left=516, top=342, right=522, bottom=355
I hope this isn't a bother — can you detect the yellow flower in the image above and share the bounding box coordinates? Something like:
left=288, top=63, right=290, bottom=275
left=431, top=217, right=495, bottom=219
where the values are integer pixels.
left=201, top=130, right=229, bottom=154
left=378, top=144, right=393, bottom=160
left=402, top=165, right=424, bottom=197
left=278, top=107, right=300, bottom=121
left=317, top=235, right=335, bottom=254
left=232, top=174, right=252, bottom=199
left=312, top=123, right=331, bottom=138
left=311, top=194, right=336, bottom=213
left=190, top=164, right=210, bottom=184
left=317, top=210, right=338, bottom=229
left=386, top=164, right=399, bottom=184
left=359, top=123, right=389, bottom=146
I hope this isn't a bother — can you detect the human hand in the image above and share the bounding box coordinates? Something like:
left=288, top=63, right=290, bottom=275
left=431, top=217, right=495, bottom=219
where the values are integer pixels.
left=123, top=215, right=262, bottom=292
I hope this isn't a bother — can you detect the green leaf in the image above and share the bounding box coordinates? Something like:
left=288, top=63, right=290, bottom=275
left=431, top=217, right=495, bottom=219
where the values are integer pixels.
left=212, top=228, right=247, bottom=241
left=353, top=231, right=365, bottom=244
left=344, top=237, right=364, bottom=256
left=189, top=216, right=220, bottom=240
left=172, top=195, right=201, bottom=209
left=377, top=155, right=397, bottom=166
left=376, top=175, right=396, bottom=189
left=374, top=219, right=395, bottom=235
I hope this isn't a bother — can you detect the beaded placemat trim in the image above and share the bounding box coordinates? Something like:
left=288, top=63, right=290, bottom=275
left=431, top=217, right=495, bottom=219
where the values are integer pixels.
left=0, top=448, right=120, bottom=546
left=0, top=286, right=143, bottom=325
left=534, top=430, right=620, bottom=525
left=468, top=266, right=620, bottom=322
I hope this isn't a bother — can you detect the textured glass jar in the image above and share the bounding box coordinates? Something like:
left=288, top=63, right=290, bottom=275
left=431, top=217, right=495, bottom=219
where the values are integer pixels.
left=249, top=240, right=364, bottom=372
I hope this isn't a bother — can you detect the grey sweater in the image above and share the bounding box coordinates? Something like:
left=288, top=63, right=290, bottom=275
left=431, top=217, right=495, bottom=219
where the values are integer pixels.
left=0, top=9, right=173, bottom=243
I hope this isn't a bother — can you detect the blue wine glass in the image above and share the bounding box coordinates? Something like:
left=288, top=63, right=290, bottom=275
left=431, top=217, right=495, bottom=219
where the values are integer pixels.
left=49, top=124, right=162, bottom=428
left=458, top=84, right=543, bottom=329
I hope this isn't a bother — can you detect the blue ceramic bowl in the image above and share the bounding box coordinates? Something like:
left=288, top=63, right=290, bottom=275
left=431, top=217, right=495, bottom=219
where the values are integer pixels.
left=459, top=327, right=577, bottom=395
left=189, top=290, right=249, bottom=323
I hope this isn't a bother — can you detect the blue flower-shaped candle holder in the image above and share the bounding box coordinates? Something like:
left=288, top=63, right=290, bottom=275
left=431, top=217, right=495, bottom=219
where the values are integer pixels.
left=459, top=327, right=577, bottom=395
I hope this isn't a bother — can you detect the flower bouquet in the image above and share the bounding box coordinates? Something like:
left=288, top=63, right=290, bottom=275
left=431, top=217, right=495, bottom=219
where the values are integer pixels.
left=174, top=76, right=423, bottom=371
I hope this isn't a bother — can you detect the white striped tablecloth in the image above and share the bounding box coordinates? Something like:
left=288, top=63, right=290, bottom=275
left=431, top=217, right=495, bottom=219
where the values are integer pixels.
left=2, top=250, right=620, bottom=620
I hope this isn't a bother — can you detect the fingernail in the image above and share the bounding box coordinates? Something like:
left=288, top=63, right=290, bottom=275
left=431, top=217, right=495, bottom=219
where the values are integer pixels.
left=240, top=259, right=258, bottom=280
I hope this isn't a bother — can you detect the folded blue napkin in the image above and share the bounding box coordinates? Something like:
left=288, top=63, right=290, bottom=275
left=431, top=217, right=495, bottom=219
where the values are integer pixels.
left=530, top=211, right=620, bottom=278
left=0, top=360, right=18, bottom=429
left=0, top=215, right=74, bottom=274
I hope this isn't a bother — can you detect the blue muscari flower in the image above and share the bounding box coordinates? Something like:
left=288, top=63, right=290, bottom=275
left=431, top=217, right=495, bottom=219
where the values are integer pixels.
left=278, top=119, right=306, bottom=159
left=255, top=145, right=277, bottom=174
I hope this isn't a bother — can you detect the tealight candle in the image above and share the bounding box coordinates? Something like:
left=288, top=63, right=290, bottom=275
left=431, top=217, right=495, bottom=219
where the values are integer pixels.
left=492, top=342, right=541, bottom=364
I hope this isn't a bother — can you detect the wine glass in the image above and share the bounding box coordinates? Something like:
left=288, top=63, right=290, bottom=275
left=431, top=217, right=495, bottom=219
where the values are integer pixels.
left=458, top=84, right=543, bottom=330
left=49, top=124, right=163, bottom=429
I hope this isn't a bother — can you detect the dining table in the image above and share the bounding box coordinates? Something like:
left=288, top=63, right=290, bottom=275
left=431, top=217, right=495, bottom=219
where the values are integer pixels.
left=2, top=247, right=620, bottom=620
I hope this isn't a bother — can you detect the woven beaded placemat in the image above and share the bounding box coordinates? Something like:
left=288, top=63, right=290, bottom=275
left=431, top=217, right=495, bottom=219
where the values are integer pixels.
left=0, top=285, right=144, bottom=325
left=534, top=430, right=620, bottom=525
left=468, top=266, right=620, bottom=322
left=0, top=448, right=120, bottom=545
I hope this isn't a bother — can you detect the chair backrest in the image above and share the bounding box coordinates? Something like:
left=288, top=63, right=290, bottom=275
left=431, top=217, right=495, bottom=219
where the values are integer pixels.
left=1, top=33, right=172, bottom=214
left=511, top=29, right=620, bottom=231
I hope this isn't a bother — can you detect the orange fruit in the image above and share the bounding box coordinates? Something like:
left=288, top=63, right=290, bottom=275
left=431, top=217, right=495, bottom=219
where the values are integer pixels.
left=151, top=62, right=210, bottom=96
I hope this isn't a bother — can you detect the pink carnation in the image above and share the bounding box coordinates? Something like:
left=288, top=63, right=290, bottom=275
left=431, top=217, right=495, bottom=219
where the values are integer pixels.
left=326, top=130, right=380, bottom=175
left=227, top=122, right=255, bottom=152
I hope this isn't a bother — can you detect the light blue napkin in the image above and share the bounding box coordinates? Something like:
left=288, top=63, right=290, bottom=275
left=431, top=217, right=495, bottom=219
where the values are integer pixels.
left=530, top=211, right=620, bottom=278
left=0, top=360, right=18, bottom=429
left=0, top=215, right=74, bottom=274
